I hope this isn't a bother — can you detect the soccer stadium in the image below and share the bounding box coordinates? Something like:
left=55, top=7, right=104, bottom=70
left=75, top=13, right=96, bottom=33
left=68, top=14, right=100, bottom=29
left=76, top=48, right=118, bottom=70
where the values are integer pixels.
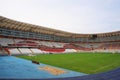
left=1, top=1, right=120, bottom=80
left=0, top=16, right=120, bottom=80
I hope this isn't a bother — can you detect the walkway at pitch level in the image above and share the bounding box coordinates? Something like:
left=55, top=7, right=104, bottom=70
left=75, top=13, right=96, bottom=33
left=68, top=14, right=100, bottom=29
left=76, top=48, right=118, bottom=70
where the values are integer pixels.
left=0, top=56, right=86, bottom=79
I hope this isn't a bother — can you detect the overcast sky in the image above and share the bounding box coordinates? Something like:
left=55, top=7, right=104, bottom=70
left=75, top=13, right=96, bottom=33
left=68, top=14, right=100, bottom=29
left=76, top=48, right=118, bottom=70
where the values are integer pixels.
left=0, top=0, right=120, bottom=34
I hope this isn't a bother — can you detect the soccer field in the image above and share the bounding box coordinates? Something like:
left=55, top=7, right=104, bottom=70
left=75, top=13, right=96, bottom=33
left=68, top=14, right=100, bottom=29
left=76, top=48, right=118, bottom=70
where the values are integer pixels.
left=17, top=52, right=120, bottom=74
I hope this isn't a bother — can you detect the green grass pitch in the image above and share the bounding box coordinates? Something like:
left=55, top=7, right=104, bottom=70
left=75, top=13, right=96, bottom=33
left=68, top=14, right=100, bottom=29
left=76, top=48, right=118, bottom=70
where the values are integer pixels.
left=17, top=52, right=120, bottom=74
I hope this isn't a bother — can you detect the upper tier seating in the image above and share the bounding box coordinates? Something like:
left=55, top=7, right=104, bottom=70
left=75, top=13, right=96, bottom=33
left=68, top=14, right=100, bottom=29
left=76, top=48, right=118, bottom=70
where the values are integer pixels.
left=14, top=39, right=40, bottom=47
left=64, top=43, right=92, bottom=51
left=96, top=42, right=120, bottom=50
left=40, top=41, right=65, bottom=48
left=0, top=38, right=14, bottom=46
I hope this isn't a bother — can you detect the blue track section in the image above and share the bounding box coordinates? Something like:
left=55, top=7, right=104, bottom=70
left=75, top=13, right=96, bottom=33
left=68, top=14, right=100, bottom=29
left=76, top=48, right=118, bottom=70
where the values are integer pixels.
left=0, top=56, right=86, bottom=79
left=0, top=56, right=120, bottom=80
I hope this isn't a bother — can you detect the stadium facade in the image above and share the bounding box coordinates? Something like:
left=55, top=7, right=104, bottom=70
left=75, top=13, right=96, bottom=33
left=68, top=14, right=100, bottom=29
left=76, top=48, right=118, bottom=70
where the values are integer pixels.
left=0, top=16, right=120, bottom=55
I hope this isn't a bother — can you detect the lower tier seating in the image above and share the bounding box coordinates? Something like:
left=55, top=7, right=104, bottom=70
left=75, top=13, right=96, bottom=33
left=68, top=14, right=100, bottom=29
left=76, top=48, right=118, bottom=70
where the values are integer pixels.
left=9, top=48, right=21, bottom=55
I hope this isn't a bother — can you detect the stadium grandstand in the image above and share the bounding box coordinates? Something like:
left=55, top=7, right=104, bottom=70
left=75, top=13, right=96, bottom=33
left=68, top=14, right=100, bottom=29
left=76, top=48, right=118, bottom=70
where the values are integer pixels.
left=0, top=16, right=120, bottom=55
left=0, top=16, right=120, bottom=80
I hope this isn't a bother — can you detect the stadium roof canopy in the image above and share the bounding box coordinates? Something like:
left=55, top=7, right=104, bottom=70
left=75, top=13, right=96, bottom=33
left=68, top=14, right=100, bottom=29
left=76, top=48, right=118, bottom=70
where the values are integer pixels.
left=0, top=16, right=120, bottom=38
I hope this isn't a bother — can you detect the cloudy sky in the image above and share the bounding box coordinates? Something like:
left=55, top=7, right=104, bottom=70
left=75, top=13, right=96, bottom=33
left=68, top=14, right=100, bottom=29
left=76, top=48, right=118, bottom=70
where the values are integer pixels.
left=0, top=0, right=120, bottom=34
